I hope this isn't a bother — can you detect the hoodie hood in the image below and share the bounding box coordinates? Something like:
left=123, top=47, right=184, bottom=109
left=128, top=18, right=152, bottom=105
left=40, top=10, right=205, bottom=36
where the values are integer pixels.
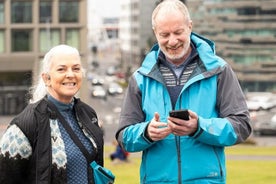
left=139, top=32, right=226, bottom=75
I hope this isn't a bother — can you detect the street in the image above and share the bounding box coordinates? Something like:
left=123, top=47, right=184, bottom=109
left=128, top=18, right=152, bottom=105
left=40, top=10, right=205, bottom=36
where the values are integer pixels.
left=1, top=47, right=276, bottom=146
left=2, top=112, right=276, bottom=146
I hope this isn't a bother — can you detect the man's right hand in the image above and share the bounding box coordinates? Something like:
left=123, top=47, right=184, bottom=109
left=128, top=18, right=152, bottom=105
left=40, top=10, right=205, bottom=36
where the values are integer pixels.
left=146, top=112, right=172, bottom=141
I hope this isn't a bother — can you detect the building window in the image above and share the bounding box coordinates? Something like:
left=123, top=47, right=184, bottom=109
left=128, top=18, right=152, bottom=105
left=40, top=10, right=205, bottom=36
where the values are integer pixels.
left=0, top=30, right=4, bottom=53
left=237, top=7, right=259, bottom=15
left=66, top=29, right=79, bottom=49
left=0, top=2, right=4, bottom=24
left=59, top=1, right=79, bottom=23
left=40, top=29, right=60, bottom=52
left=11, top=30, right=32, bottom=52
left=11, top=1, right=32, bottom=23
left=40, top=1, right=52, bottom=23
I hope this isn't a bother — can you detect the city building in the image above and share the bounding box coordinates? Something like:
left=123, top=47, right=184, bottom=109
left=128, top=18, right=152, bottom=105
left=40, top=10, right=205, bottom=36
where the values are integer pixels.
left=187, top=0, right=276, bottom=92
left=119, top=0, right=157, bottom=71
left=103, top=17, right=119, bottom=40
left=0, top=0, right=88, bottom=115
left=119, top=0, right=275, bottom=93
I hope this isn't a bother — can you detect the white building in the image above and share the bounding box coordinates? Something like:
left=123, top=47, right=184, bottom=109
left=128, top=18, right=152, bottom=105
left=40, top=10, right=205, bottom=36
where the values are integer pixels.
left=119, top=0, right=157, bottom=71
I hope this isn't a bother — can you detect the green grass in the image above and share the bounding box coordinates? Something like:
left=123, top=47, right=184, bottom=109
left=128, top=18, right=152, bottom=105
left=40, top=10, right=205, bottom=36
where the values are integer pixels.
left=104, top=145, right=276, bottom=184
left=227, top=160, right=276, bottom=184
left=226, top=145, right=276, bottom=184
left=225, top=145, right=276, bottom=156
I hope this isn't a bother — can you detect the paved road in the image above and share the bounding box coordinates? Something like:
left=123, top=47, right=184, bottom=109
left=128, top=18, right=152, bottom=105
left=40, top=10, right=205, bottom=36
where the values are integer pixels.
left=1, top=115, right=276, bottom=146
left=2, top=114, right=276, bottom=161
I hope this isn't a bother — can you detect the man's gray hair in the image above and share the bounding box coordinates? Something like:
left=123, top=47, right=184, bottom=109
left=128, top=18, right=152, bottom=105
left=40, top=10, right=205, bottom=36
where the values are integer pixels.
left=152, top=0, right=191, bottom=30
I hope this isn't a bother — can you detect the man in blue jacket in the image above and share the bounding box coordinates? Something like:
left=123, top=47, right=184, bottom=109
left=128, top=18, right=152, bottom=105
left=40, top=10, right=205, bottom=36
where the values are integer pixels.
left=116, top=0, right=252, bottom=183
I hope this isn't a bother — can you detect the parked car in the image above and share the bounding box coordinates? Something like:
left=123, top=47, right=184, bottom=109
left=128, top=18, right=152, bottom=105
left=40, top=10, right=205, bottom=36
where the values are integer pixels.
left=91, top=86, right=107, bottom=99
left=253, top=114, right=276, bottom=136
left=91, top=76, right=104, bottom=86
left=246, top=95, right=276, bottom=111
left=107, top=82, right=123, bottom=95
left=106, top=66, right=118, bottom=76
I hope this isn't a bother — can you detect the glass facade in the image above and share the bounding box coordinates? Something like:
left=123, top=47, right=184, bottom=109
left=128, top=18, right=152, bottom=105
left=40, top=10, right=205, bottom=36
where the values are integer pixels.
left=11, top=29, right=32, bottom=52
left=0, top=72, right=31, bottom=115
left=40, top=29, right=60, bottom=52
left=11, top=1, right=32, bottom=23
left=0, top=30, right=4, bottom=53
left=40, top=1, right=52, bottom=23
left=0, top=2, right=4, bottom=24
left=188, top=0, right=276, bottom=92
left=66, top=29, right=79, bottom=49
left=59, top=1, right=79, bottom=23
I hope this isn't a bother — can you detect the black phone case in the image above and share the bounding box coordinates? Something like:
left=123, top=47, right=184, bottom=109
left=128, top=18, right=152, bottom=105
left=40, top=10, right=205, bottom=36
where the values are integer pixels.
left=169, top=110, right=189, bottom=120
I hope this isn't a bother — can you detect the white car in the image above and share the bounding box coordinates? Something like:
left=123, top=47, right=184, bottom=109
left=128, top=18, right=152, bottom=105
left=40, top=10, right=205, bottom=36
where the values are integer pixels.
left=254, top=114, right=276, bottom=136
left=107, top=82, right=123, bottom=95
left=246, top=96, right=276, bottom=111
left=91, top=86, right=107, bottom=99
left=91, top=77, right=104, bottom=86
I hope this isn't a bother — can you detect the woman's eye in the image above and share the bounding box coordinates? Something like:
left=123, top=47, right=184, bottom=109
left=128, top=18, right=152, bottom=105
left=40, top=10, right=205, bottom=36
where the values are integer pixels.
left=57, top=68, right=65, bottom=72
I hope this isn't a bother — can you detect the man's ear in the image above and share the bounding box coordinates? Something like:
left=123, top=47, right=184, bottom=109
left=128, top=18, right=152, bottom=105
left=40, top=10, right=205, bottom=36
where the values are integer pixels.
left=189, top=20, right=193, bottom=30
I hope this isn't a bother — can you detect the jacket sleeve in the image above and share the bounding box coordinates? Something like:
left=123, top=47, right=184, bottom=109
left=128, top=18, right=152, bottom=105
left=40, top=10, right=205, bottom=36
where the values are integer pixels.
left=192, top=64, right=252, bottom=146
left=116, top=75, right=154, bottom=152
left=0, top=124, right=32, bottom=183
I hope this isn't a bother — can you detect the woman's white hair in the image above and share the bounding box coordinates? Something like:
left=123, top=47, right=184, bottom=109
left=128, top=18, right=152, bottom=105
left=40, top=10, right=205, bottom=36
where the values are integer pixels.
left=29, top=44, right=82, bottom=104
left=152, top=0, right=191, bottom=30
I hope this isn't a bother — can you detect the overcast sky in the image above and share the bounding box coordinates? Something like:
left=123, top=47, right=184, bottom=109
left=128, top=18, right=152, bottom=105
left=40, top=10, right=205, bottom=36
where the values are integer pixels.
left=89, top=0, right=120, bottom=18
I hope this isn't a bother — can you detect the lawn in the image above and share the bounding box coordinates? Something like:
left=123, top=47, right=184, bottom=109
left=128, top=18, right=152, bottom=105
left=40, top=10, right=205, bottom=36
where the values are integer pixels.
left=104, top=145, right=276, bottom=184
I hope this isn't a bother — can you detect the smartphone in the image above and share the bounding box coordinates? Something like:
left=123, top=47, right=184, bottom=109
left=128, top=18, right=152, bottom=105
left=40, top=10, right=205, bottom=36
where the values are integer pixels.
left=169, top=109, right=189, bottom=120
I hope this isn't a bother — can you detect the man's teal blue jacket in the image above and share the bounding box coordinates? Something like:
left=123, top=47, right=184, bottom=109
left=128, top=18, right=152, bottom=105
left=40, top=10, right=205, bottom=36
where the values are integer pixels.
left=116, top=33, right=252, bottom=184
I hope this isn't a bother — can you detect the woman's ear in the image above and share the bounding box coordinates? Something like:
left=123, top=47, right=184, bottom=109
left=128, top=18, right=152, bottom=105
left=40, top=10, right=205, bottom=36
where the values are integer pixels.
left=42, top=73, right=51, bottom=86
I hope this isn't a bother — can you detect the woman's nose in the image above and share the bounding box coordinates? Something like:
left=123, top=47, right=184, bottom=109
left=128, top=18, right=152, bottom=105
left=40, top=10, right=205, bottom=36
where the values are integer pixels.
left=65, top=69, right=74, bottom=77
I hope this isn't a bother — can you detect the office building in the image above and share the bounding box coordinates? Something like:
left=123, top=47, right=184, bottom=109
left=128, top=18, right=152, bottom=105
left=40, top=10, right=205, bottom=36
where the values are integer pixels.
left=119, top=0, right=157, bottom=71
left=0, top=0, right=88, bottom=115
left=119, top=0, right=276, bottom=92
left=188, top=0, right=276, bottom=92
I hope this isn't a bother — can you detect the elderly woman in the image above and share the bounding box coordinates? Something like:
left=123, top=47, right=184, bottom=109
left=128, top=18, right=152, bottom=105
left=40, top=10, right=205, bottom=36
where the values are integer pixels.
left=0, top=45, right=104, bottom=183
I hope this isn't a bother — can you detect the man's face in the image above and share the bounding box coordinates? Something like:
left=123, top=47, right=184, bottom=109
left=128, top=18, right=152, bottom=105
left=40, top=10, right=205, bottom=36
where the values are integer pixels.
left=154, top=10, right=192, bottom=65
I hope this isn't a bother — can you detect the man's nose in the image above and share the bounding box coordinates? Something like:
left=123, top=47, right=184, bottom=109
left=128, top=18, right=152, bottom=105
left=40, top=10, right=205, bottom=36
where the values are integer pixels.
left=168, top=35, right=178, bottom=46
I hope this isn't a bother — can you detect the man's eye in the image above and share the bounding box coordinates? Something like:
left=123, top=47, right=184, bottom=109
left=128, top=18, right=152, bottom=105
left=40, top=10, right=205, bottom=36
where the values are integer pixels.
left=160, top=34, right=169, bottom=38
left=175, top=31, right=184, bottom=35
left=73, top=68, right=81, bottom=72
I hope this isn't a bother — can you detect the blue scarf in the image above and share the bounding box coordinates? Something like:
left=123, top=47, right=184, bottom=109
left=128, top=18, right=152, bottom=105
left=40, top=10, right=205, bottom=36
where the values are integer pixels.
left=48, top=95, right=93, bottom=184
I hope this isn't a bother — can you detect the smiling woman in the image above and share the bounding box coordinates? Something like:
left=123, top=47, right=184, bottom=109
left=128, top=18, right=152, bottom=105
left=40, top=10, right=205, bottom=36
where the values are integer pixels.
left=30, top=45, right=82, bottom=103
left=42, top=47, right=83, bottom=103
left=0, top=45, right=105, bottom=184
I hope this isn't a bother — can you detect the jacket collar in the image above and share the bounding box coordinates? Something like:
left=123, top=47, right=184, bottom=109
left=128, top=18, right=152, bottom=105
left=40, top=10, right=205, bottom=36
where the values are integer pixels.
left=138, top=32, right=226, bottom=75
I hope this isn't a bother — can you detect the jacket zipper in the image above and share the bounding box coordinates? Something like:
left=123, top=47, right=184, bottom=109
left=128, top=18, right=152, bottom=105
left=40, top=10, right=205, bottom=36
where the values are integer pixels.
left=213, top=147, right=223, bottom=178
left=175, top=136, right=182, bottom=184
left=175, top=96, right=182, bottom=184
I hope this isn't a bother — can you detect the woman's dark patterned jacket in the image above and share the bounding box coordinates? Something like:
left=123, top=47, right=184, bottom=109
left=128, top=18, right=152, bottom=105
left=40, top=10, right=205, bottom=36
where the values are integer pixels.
left=0, top=97, right=104, bottom=184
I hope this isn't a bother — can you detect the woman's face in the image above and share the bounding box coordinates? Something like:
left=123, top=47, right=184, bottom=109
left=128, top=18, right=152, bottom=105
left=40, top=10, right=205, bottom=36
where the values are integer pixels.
left=43, top=53, right=83, bottom=103
left=154, top=10, right=192, bottom=65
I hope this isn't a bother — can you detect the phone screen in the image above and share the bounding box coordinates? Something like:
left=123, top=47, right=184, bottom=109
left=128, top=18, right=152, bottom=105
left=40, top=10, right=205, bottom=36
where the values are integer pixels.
left=169, top=110, right=189, bottom=120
